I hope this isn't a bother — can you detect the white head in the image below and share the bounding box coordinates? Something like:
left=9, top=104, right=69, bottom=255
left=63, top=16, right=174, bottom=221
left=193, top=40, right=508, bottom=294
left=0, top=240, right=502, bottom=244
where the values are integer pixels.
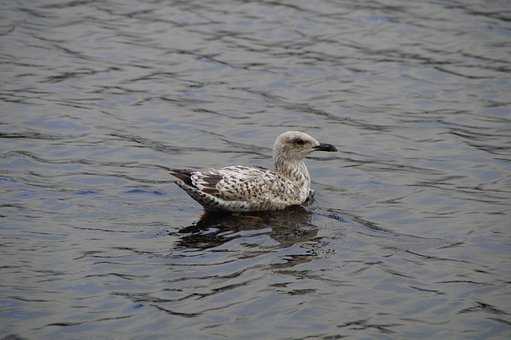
left=273, top=131, right=337, bottom=162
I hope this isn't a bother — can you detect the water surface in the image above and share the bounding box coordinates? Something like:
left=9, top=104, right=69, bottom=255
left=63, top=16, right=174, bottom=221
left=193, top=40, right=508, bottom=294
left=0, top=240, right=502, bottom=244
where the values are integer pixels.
left=1, top=0, right=511, bottom=339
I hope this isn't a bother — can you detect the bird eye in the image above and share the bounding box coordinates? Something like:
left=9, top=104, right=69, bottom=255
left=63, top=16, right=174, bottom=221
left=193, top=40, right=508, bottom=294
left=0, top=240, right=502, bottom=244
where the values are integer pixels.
left=293, top=138, right=305, bottom=145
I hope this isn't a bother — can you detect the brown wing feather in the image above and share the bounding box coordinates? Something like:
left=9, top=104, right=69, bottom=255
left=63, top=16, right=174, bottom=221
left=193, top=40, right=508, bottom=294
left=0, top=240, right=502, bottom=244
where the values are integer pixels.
left=171, top=168, right=224, bottom=196
left=198, top=173, right=223, bottom=195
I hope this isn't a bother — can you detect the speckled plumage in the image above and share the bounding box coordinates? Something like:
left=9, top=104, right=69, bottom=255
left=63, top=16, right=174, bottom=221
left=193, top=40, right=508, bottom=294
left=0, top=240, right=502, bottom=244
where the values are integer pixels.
left=170, top=131, right=337, bottom=212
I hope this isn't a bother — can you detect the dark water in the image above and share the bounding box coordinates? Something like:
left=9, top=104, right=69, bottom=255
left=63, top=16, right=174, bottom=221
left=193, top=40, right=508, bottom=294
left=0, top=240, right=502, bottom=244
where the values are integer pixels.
left=1, top=0, right=511, bottom=338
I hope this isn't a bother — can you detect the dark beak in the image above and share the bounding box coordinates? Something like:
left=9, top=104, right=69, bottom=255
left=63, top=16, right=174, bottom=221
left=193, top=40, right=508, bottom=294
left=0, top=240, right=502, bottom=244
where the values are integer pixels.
left=314, top=143, right=337, bottom=152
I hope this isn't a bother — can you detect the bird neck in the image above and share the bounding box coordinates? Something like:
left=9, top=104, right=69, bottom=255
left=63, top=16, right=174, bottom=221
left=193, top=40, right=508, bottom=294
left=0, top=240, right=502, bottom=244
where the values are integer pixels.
left=274, top=156, right=310, bottom=182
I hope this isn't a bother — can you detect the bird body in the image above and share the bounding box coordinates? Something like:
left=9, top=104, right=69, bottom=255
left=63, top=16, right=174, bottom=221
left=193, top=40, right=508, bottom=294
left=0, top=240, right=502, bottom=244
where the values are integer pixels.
left=170, top=131, right=336, bottom=212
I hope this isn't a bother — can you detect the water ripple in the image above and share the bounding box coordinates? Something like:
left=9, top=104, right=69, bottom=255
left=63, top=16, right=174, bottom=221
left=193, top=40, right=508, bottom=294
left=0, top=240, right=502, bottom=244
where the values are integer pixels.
left=1, top=0, right=510, bottom=338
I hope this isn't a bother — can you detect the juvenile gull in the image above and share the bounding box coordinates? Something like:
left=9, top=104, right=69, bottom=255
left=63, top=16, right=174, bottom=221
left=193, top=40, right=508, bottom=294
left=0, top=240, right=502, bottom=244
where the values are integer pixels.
left=170, top=131, right=337, bottom=212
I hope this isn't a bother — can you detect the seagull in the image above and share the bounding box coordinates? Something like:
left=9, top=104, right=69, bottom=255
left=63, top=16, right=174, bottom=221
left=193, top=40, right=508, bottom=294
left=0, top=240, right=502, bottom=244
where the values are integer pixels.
left=170, top=131, right=337, bottom=212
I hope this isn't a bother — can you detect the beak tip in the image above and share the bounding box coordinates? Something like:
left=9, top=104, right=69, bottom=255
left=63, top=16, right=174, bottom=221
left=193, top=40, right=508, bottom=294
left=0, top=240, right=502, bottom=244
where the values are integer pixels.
left=316, top=143, right=337, bottom=152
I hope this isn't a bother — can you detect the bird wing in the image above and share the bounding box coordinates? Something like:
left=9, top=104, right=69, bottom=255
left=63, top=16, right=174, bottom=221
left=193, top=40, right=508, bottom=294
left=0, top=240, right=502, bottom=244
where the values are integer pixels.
left=171, top=166, right=301, bottom=206
left=190, top=166, right=275, bottom=201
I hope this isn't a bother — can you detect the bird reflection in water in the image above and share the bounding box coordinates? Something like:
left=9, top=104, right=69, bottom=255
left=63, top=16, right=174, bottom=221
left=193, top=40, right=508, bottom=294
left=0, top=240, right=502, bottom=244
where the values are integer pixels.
left=177, top=206, right=318, bottom=250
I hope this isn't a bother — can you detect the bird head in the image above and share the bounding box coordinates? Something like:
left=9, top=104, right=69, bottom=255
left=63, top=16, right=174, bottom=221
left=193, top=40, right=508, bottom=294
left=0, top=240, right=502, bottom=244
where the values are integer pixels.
left=273, top=131, right=337, bottom=162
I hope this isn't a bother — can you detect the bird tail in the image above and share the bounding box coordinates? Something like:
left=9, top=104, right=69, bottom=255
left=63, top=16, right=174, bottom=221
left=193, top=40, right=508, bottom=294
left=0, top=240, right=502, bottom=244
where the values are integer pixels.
left=169, top=169, right=194, bottom=186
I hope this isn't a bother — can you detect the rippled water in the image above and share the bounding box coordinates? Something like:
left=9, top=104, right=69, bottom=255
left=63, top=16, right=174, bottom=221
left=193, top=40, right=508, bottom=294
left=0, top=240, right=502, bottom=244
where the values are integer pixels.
left=1, top=0, right=511, bottom=338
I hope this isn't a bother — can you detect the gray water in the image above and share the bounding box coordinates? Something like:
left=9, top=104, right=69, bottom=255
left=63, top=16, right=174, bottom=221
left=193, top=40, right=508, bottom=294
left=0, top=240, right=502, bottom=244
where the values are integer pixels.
left=1, top=0, right=511, bottom=339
